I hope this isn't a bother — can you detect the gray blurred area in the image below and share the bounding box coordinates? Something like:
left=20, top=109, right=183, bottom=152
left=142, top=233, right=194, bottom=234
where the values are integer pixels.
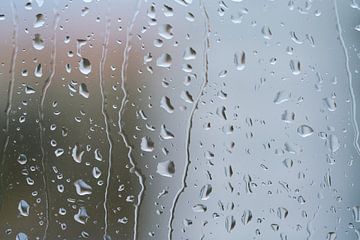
left=0, top=0, right=360, bottom=239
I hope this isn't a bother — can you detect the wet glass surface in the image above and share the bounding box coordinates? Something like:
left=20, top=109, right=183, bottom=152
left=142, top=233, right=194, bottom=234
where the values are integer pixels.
left=1, top=0, right=360, bottom=239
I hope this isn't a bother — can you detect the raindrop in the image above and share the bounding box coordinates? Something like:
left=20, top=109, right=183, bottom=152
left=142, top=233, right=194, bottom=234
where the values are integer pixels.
left=200, top=184, right=212, bottom=200
left=18, top=200, right=30, bottom=217
left=74, top=207, right=89, bottom=224
left=79, top=83, right=89, bottom=98
left=297, top=125, right=314, bottom=137
left=16, top=233, right=28, bottom=240
left=33, top=33, right=44, bottom=50
left=140, top=136, right=155, bottom=152
left=289, top=59, right=301, bottom=75
left=160, top=96, right=174, bottom=113
left=74, top=179, right=93, bottom=196
left=225, top=215, right=236, bottom=233
left=234, top=51, right=246, bottom=70
left=156, top=160, right=175, bottom=178
left=158, top=24, right=173, bottom=39
left=17, top=154, right=28, bottom=165
left=34, top=13, right=45, bottom=28
left=156, top=53, right=172, bottom=68
left=79, top=57, right=91, bottom=75
left=261, top=25, right=272, bottom=39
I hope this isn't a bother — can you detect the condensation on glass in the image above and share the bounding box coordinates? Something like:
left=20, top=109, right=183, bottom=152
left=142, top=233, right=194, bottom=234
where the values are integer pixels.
left=0, top=0, right=360, bottom=239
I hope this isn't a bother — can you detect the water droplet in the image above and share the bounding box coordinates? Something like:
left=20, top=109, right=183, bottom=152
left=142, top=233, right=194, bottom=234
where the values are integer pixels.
left=74, top=207, right=89, bottom=224
left=16, top=233, right=28, bottom=240
left=281, top=110, right=295, bottom=122
left=156, top=160, right=175, bottom=177
left=234, top=51, right=246, bottom=70
left=283, top=158, right=293, bottom=168
left=156, top=53, right=172, bottom=68
left=277, top=207, right=288, bottom=219
left=158, top=24, right=173, bottom=39
left=72, top=144, right=84, bottom=163
left=323, top=97, right=336, bottom=111
left=79, top=83, right=89, bottom=98
left=183, top=47, right=196, bottom=60
left=34, top=63, right=42, bottom=78
left=328, top=134, right=340, bottom=153
left=192, top=204, right=207, bottom=213
left=74, top=179, right=92, bottom=196
left=261, top=25, right=272, bottom=39
left=55, top=148, right=64, bottom=157
left=327, top=232, right=337, bottom=240
left=200, top=184, right=212, bottom=200
left=225, top=215, right=236, bottom=233
left=34, top=13, right=44, bottom=28
left=79, top=57, right=91, bottom=75
left=160, top=125, right=174, bottom=140
left=289, top=59, right=301, bottom=75
left=273, top=91, right=290, bottom=104
left=140, top=136, right=154, bottom=152
left=241, top=209, right=252, bottom=225
left=25, top=86, right=36, bottom=94
left=33, top=33, right=44, bottom=50
left=17, top=154, right=28, bottom=165
left=352, top=206, right=360, bottom=222
left=92, top=167, right=101, bottom=179
left=18, top=200, right=30, bottom=217
left=160, top=96, right=174, bottom=113
left=297, top=125, right=314, bottom=137
left=94, top=148, right=103, bottom=161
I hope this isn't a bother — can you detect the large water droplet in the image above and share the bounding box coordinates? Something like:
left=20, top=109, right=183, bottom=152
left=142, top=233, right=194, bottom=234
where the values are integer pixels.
left=156, top=160, right=175, bottom=177
left=17, top=154, right=28, bottom=165
left=234, top=51, right=246, bottom=71
left=33, top=33, right=44, bottom=50
left=158, top=24, right=173, bottom=39
left=297, top=125, right=314, bottom=137
left=18, top=200, right=30, bottom=217
left=74, top=207, right=89, bottom=224
left=156, top=53, right=172, bottom=68
left=74, top=179, right=92, bottom=196
left=79, top=57, right=91, bottom=75
left=34, top=13, right=45, bottom=28
left=140, top=136, right=154, bottom=152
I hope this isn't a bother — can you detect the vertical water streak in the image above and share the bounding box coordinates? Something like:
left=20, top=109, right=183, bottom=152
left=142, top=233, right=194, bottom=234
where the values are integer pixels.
left=38, top=6, right=60, bottom=239
left=99, top=1, right=112, bottom=239
left=168, top=1, right=210, bottom=239
left=0, top=0, right=18, bottom=206
left=334, top=0, right=360, bottom=156
left=306, top=206, right=320, bottom=240
left=118, top=0, right=145, bottom=239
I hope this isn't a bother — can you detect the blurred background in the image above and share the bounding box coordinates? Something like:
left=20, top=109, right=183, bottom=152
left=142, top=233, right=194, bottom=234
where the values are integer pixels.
left=0, top=0, right=360, bottom=239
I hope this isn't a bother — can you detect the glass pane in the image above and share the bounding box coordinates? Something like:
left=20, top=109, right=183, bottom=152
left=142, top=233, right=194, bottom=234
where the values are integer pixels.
left=0, top=0, right=360, bottom=239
